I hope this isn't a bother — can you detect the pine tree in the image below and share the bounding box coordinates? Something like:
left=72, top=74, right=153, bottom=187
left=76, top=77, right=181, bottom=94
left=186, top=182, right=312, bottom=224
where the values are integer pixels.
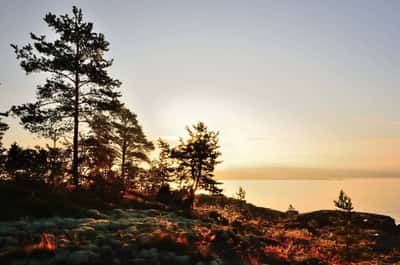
left=11, top=105, right=72, bottom=149
left=110, top=107, right=154, bottom=183
left=45, top=145, right=71, bottom=186
left=11, top=6, right=121, bottom=186
left=286, top=204, right=299, bottom=215
left=334, top=189, right=354, bottom=212
left=0, top=113, right=9, bottom=151
left=0, top=113, right=9, bottom=176
left=170, top=122, right=222, bottom=205
left=334, top=189, right=354, bottom=259
left=4, top=143, right=49, bottom=182
left=236, top=186, right=246, bottom=201
left=148, top=139, right=176, bottom=190
left=81, top=113, right=117, bottom=179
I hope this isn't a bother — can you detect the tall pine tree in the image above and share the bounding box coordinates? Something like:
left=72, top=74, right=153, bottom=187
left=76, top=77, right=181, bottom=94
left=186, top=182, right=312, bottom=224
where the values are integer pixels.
left=11, top=6, right=121, bottom=185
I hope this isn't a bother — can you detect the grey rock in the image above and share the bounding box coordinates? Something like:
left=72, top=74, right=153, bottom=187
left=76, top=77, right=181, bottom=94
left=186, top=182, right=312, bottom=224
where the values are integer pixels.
left=91, top=221, right=110, bottom=230
left=74, top=225, right=96, bottom=238
left=144, top=209, right=161, bottom=217
left=112, top=209, right=126, bottom=216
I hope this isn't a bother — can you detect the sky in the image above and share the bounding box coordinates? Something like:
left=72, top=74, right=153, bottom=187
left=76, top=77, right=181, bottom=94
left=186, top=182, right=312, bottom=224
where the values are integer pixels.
left=1, top=0, right=400, bottom=176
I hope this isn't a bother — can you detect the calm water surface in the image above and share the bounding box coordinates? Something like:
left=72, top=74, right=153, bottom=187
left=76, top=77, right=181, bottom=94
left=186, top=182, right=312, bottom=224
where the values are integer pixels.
left=221, top=178, right=400, bottom=223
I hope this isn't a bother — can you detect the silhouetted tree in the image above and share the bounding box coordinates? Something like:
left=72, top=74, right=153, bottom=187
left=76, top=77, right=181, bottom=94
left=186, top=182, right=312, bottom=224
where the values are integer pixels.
left=45, top=145, right=71, bottom=186
left=110, top=107, right=154, bottom=182
left=80, top=113, right=116, bottom=181
left=0, top=113, right=9, bottom=176
left=11, top=107, right=72, bottom=149
left=4, top=143, right=48, bottom=182
left=11, top=6, right=121, bottom=186
left=334, top=189, right=354, bottom=212
left=0, top=113, right=9, bottom=148
left=170, top=122, right=222, bottom=207
left=334, top=189, right=354, bottom=259
left=236, top=186, right=246, bottom=201
left=287, top=204, right=296, bottom=212
left=286, top=204, right=299, bottom=216
left=148, top=139, right=176, bottom=191
left=201, top=177, right=223, bottom=196
left=124, top=163, right=145, bottom=191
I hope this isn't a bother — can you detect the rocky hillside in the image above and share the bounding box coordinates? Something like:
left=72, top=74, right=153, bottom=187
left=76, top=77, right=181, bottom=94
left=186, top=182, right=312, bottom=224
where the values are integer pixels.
left=1, top=195, right=400, bottom=265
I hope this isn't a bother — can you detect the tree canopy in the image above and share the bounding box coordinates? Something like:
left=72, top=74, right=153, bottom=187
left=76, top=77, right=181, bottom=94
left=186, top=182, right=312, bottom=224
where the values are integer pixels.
left=110, top=107, right=154, bottom=181
left=170, top=122, right=222, bottom=200
left=11, top=6, right=121, bottom=185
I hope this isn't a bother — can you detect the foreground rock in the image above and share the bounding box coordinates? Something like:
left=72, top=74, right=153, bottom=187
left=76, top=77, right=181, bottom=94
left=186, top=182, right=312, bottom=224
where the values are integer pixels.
left=298, top=210, right=398, bottom=233
left=0, top=205, right=399, bottom=265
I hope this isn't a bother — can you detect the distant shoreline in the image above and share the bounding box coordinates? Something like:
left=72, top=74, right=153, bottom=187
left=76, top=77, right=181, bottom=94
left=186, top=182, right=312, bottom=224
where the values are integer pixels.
left=216, top=166, right=400, bottom=180
left=216, top=176, right=400, bottom=181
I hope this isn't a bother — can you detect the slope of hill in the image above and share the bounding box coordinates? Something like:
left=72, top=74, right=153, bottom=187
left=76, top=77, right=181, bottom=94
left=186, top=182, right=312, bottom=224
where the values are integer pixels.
left=1, top=193, right=399, bottom=265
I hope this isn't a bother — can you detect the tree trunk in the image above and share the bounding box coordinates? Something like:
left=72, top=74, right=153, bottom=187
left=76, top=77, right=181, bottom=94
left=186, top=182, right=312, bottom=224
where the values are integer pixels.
left=72, top=73, right=79, bottom=186
left=52, top=138, right=57, bottom=149
left=189, top=176, right=199, bottom=209
left=121, top=140, right=127, bottom=179
left=72, top=30, right=80, bottom=187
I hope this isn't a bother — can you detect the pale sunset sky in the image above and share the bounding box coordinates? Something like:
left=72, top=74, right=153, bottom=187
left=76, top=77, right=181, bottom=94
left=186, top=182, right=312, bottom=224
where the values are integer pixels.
left=1, top=1, right=400, bottom=177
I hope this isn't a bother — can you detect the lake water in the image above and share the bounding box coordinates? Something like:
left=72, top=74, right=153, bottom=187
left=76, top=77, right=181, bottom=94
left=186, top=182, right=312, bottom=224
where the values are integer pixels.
left=221, top=178, right=400, bottom=224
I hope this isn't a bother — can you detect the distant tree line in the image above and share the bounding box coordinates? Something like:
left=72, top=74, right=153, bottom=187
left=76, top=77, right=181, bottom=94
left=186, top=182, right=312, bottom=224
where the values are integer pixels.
left=0, top=6, right=223, bottom=210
